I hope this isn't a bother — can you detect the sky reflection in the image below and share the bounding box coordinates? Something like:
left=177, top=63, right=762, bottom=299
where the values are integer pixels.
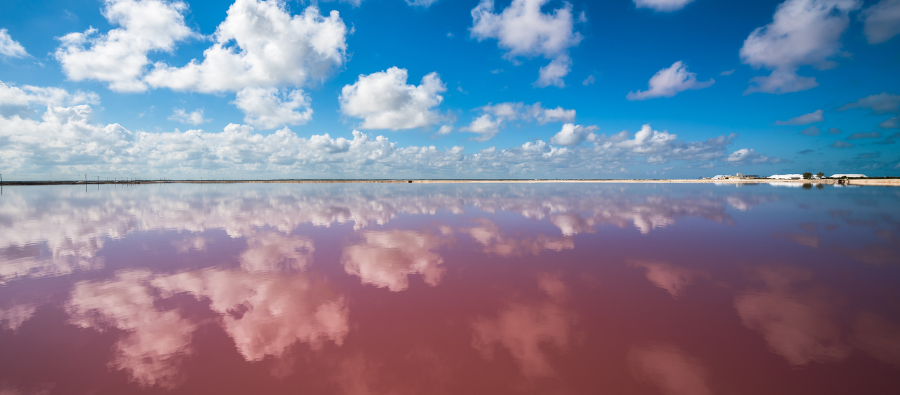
left=0, top=183, right=899, bottom=393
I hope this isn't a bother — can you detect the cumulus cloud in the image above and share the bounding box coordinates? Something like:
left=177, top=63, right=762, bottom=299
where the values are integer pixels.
left=461, top=114, right=503, bottom=142
left=839, top=92, right=900, bottom=114
left=55, top=0, right=196, bottom=92
left=0, top=80, right=99, bottom=117
left=830, top=140, right=854, bottom=148
left=628, top=344, right=713, bottom=395
left=145, top=1, right=347, bottom=93
left=592, top=124, right=738, bottom=165
left=861, top=0, right=900, bottom=44
left=462, top=101, right=576, bottom=141
left=406, top=0, right=439, bottom=7
left=0, top=28, right=28, bottom=58
left=340, top=67, right=446, bottom=130
left=0, top=82, right=764, bottom=178
left=582, top=74, right=596, bottom=86
left=801, top=126, right=821, bottom=136
left=626, top=61, right=714, bottom=100
left=470, top=0, right=583, bottom=87
left=342, top=229, right=449, bottom=291
left=725, top=148, right=785, bottom=165
left=481, top=101, right=575, bottom=124
left=881, top=117, right=899, bottom=129
left=536, top=54, right=571, bottom=88
left=847, top=131, right=881, bottom=139
left=168, top=108, right=208, bottom=125
left=775, top=109, right=824, bottom=125
left=233, top=87, right=312, bottom=129
left=740, top=0, right=861, bottom=94
left=634, top=0, right=696, bottom=12
left=550, top=123, right=597, bottom=146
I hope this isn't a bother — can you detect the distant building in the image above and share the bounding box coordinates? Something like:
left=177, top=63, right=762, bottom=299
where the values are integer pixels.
left=829, top=174, right=867, bottom=178
left=708, top=174, right=760, bottom=180
left=769, top=174, right=803, bottom=180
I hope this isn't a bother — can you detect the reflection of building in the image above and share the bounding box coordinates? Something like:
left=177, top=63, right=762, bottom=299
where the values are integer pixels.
left=768, top=174, right=803, bottom=180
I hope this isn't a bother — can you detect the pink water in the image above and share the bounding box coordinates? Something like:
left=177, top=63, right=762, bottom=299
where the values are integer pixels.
left=1, top=183, right=899, bottom=394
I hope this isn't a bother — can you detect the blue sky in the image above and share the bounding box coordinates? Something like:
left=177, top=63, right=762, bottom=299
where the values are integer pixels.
left=0, top=0, right=898, bottom=179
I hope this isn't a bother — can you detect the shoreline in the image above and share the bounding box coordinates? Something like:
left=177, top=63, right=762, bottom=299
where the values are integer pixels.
left=2, top=178, right=899, bottom=186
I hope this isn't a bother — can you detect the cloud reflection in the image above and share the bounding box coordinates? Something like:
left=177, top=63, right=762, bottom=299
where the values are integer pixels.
left=629, top=260, right=709, bottom=298
left=853, top=312, right=900, bottom=368
left=0, top=184, right=760, bottom=284
left=734, top=267, right=851, bottom=365
left=342, top=229, right=450, bottom=292
left=463, top=219, right=574, bottom=257
left=470, top=274, right=574, bottom=377
left=0, top=303, right=37, bottom=331
left=628, top=344, right=713, bottom=395
left=153, top=269, right=349, bottom=362
left=239, top=232, right=314, bottom=273
left=67, top=271, right=197, bottom=389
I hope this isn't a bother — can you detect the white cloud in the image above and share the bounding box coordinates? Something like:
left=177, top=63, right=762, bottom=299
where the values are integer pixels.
left=633, top=0, right=696, bottom=12
left=0, top=28, right=28, bottom=58
left=0, top=82, right=763, bottom=178
left=145, top=1, right=347, bottom=93
left=462, top=101, right=575, bottom=142
left=461, top=114, right=503, bottom=141
left=0, top=80, right=99, bottom=117
left=550, top=123, right=597, bottom=146
left=775, top=109, right=824, bottom=125
left=481, top=101, right=575, bottom=124
left=839, top=92, right=900, bottom=114
left=582, top=74, right=596, bottom=86
left=233, top=87, right=312, bottom=129
left=436, top=125, right=453, bottom=135
left=339, top=67, right=446, bottom=130
left=740, top=0, right=861, bottom=94
left=406, top=0, right=439, bottom=7
left=726, top=148, right=785, bottom=165
left=55, top=0, right=196, bottom=92
left=536, top=54, right=571, bottom=88
left=626, top=61, right=714, bottom=100
left=470, top=0, right=583, bottom=87
left=861, top=0, right=900, bottom=44
left=168, top=108, right=208, bottom=125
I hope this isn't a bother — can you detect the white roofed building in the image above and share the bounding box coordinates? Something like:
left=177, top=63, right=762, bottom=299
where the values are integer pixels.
left=829, top=174, right=867, bottom=178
